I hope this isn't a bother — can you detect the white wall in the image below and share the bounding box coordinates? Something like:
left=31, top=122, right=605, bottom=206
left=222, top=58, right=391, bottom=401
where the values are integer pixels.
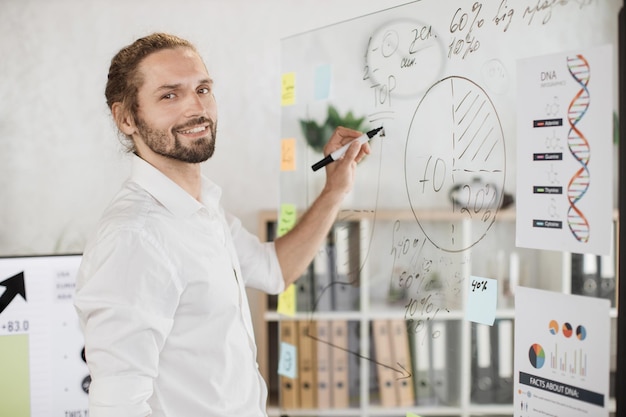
left=0, top=0, right=408, bottom=255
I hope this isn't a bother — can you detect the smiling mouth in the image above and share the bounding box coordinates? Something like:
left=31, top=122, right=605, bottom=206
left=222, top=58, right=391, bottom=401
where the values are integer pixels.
left=178, top=125, right=208, bottom=135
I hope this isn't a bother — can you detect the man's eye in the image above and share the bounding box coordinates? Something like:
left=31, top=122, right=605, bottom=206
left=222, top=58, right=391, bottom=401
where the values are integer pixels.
left=198, top=87, right=210, bottom=95
left=162, top=93, right=176, bottom=100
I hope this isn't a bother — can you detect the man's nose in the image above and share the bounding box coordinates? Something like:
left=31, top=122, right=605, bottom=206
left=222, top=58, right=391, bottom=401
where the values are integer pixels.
left=185, top=93, right=206, bottom=117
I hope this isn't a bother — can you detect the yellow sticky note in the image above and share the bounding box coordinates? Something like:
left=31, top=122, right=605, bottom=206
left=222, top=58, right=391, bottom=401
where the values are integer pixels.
left=277, top=203, right=297, bottom=237
left=281, top=138, right=296, bottom=171
left=277, top=283, right=296, bottom=316
left=276, top=203, right=297, bottom=315
left=406, top=413, right=422, bottom=417
left=281, top=72, right=296, bottom=106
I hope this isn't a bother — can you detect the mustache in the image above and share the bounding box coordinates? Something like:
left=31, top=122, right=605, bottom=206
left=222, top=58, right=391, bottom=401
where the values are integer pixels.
left=174, top=117, right=215, bottom=132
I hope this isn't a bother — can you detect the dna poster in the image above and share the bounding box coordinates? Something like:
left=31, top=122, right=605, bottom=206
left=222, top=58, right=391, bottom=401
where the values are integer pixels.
left=515, top=45, right=613, bottom=255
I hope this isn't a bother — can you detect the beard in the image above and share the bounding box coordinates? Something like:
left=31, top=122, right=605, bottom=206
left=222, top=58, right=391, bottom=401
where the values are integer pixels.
left=135, top=115, right=217, bottom=163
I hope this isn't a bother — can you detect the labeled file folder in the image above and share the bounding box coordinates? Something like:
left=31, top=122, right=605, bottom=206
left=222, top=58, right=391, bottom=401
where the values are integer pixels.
left=315, top=320, right=332, bottom=408
left=329, top=320, right=350, bottom=408
left=389, top=319, right=415, bottom=406
left=372, top=319, right=397, bottom=406
left=297, top=320, right=317, bottom=408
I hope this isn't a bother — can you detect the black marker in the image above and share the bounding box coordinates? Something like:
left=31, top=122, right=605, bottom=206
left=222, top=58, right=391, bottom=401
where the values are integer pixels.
left=311, top=126, right=384, bottom=172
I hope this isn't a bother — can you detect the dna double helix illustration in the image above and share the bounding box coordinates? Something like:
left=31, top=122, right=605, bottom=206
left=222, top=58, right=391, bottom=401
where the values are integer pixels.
left=566, top=54, right=591, bottom=243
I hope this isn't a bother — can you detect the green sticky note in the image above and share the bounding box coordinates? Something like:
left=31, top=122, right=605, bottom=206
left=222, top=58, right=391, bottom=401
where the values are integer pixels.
left=278, top=203, right=297, bottom=237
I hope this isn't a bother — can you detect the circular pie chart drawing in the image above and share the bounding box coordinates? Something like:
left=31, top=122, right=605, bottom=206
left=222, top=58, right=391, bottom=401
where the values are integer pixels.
left=405, top=76, right=506, bottom=252
left=576, top=325, right=587, bottom=340
left=562, top=322, right=573, bottom=338
left=549, top=320, right=559, bottom=335
left=529, top=343, right=545, bottom=369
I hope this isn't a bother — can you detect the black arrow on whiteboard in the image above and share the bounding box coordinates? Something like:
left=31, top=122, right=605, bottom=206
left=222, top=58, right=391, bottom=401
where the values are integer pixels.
left=305, top=319, right=413, bottom=380
left=0, top=272, right=27, bottom=315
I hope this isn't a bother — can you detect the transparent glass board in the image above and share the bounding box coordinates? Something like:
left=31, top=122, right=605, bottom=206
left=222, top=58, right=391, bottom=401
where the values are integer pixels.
left=275, top=1, right=620, bottom=416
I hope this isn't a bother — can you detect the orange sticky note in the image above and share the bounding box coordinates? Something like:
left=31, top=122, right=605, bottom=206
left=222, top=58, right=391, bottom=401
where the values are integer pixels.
left=281, top=72, right=296, bottom=106
left=281, top=138, right=296, bottom=171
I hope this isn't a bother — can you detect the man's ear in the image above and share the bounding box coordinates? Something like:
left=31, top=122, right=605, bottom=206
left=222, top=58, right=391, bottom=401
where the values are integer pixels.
left=111, top=102, right=136, bottom=136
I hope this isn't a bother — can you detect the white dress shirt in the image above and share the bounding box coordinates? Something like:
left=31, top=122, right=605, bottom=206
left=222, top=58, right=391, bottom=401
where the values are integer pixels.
left=74, top=155, right=284, bottom=417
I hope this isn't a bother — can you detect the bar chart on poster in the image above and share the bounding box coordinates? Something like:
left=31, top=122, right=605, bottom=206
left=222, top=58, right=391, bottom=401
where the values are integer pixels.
left=272, top=0, right=620, bottom=416
left=0, top=255, right=89, bottom=417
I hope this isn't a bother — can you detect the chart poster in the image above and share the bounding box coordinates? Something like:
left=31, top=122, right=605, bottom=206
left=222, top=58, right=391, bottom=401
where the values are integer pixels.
left=514, top=286, right=610, bottom=417
left=516, top=45, right=613, bottom=255
left=0, top=255, right=89, bottom=417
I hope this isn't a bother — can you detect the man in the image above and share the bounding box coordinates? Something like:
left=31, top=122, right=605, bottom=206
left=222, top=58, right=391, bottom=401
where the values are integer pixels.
left=74, top=33, right=369, bottom=417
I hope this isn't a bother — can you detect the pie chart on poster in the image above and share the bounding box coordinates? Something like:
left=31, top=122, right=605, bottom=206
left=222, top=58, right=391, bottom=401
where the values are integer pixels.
left=549, top=320, right=559, bottom=335
left=562, top=322, right=573, bottom=338
left=529, top=343, right=545, bottom=369
left=576, top=325, right=587, bottom=340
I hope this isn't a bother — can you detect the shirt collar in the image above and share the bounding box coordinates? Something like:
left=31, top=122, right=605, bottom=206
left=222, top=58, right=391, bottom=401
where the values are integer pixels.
left=130, top=154, right=222, bottom=217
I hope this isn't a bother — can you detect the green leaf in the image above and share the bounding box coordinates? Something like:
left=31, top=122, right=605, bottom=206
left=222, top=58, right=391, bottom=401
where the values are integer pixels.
left=299, top=119, right=325, bottom=153
left=299, top=105, right=368, bottom=153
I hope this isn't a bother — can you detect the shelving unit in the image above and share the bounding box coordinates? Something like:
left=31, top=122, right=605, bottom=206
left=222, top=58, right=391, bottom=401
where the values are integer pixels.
left=252, top=208, right=618, bottom=417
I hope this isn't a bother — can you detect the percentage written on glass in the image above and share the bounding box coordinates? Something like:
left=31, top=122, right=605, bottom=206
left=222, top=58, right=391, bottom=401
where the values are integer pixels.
left=471, top=279, right=488, bottom=292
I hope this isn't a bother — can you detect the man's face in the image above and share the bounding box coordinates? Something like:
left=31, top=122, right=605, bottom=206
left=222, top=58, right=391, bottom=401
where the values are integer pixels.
left=132, top=47, right=218, bottom=163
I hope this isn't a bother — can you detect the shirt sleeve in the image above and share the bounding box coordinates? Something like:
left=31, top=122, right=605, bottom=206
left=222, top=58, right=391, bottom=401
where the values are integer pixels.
left=74, top=228, right=182, bottom=417
left=225, top=212, right=285, bottom=294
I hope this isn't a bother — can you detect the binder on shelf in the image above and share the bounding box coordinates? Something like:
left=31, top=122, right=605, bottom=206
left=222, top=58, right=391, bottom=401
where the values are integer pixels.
left=330, top=223, right=360, bottom=311
left=279, top=320, right=300, bottom=409
left=314, top=320, right=332, bottom=409
left=571, top=251, right=616, bottom=306
left=296, top=264, right=315, bottom=312
left=471, top=323, right=497, bottom=404
left=599, top=252, right=616, bottom=306
left=312, top=238, right=333, bottom=312
left=371, top=319, right=397, bottom=406
left=297, top=320, right=317, bottom=408
left=431, top=321, right=449, bottom=405
left=347, top=321, right=361, bottom=406
left=329, top=319, right=350, bottom=408
left=610, top=317, right=617, bottom=397
left=389, top=319, right=415, bottom=406
left=496, top=319, right=514, bottom=403
left=413, top=323, right=434, bottom=405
